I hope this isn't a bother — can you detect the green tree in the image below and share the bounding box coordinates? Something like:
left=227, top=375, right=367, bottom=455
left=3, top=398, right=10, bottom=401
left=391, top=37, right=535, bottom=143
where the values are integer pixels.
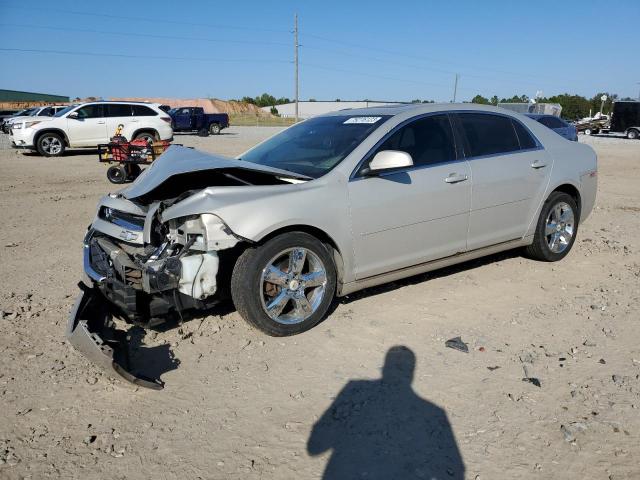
left=490, top=95, right=499, bottom=106
left=471, top=95, right=490, bottom=105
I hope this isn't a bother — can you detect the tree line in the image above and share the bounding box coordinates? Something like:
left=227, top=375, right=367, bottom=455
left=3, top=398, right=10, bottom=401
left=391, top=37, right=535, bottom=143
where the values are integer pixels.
left=470, top=92, right=638, bottom=120
left=234, top=91, right=637, bottom=120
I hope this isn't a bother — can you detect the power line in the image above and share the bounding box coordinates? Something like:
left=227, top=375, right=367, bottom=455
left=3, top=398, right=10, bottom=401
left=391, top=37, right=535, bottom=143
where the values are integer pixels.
left=0, top=23, right=291, bottom=47
left=1, top=6, right=290, bottom=34
left=303, top=31, right=559, bottom=84
left=0, top=47, right=290, bottom=64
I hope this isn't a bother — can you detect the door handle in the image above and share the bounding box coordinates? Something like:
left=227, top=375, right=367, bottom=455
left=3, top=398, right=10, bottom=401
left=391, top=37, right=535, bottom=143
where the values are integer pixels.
left=445, top=173, right=468, bottom=184
left=97, top=121, right=105, bottom=124
left=531, top=160, right=547, bottom=169
left=130, top=119, right=139, bottom=122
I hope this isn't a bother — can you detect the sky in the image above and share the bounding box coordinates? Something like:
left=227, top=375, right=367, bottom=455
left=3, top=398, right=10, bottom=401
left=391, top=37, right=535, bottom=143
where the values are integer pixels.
left=1, top=0, right=639, bottom=102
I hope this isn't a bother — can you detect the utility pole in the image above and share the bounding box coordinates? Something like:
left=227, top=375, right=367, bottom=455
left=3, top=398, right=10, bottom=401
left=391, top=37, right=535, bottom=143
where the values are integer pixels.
left=294, top=13, right=299, bottom=123
left=452, top=73, right=459, bottom=103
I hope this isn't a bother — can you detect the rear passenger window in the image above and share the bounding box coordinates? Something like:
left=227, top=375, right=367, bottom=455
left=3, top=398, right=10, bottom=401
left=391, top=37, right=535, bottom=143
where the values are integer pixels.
left=38, top=108, right=53, bottom=117
left=132, top=105, right=157, bottom=116
left=512, top=120, right=538, bottom=150
left=106, top=104, right=133, bottom=117
left=458, top=113, right=520, bottom=157
left=376, top=114, right=456, bottom=166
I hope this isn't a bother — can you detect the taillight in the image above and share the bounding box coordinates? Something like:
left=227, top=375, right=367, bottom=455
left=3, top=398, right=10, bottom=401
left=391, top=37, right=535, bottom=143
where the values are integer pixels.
left=161, top=117, right=171, bottom=124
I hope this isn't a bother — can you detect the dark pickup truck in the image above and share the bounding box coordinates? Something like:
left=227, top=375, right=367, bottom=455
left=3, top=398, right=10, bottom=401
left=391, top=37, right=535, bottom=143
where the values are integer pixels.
left=169, top=107, right=229, bottom=135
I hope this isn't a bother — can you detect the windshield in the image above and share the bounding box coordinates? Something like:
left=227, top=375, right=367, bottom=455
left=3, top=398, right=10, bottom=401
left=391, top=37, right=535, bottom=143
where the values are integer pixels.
left=55, top=105, right=78, bottom=117
left=240, top=115, right=391, bottom=178
left=18, top=108, right=38, bottom=117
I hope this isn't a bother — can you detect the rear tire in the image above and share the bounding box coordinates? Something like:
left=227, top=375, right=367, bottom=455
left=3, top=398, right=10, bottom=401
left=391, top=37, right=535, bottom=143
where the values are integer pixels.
left=209, top=123, right=221, bottom=135
left=134, top=131, right=157, bottom=143
left=525, top=191, right=579, bottom=262
left=584, top=128, right=592, bottom=135
left=627, top=129, right=639, bottom=140
left=36, top=133, right=65, bottom=157
left=231, top=232, right=337, bottom=336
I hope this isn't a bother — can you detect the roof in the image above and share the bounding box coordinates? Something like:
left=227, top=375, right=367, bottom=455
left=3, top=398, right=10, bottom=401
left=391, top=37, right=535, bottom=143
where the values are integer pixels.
left=321, top=102, right=522, bottom=117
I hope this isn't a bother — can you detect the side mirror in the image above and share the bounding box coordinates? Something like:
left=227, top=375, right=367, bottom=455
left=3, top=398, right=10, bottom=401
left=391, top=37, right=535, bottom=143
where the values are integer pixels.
left=68, top=112, right=79, bottom=119
left=364, top=150, right=413, bottom=175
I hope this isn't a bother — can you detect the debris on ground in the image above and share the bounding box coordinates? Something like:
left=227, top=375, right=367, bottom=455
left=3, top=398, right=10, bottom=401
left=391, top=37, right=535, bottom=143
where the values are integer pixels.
left=445, top=336, right=469, bottom=353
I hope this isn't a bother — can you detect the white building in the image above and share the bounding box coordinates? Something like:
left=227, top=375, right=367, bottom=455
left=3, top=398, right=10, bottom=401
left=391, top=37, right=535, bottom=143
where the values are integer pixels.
left=262, top=101, right=405, bottom=119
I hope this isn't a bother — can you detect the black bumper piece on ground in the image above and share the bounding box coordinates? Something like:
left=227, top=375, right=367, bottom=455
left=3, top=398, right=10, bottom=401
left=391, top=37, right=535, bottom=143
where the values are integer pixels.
left=66, top=283, right=164, bottom=390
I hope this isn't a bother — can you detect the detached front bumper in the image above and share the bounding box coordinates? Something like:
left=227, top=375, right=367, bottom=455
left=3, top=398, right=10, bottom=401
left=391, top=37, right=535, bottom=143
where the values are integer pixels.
left=66, top=284, right=164, bottom=389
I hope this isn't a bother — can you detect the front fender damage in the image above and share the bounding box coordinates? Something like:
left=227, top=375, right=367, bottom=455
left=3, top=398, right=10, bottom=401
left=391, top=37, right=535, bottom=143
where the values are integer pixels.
left=66, top=283, right=164, bottom=390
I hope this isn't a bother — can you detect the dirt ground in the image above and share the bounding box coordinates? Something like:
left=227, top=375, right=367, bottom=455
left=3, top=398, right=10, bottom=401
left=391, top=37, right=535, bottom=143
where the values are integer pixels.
left=1, top=128, right=639, bottom=480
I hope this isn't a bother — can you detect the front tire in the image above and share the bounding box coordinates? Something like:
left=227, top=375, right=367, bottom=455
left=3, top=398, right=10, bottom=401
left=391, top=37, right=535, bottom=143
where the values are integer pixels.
left=209, top=123, right=221, bottom=135
left=231, top=232, right=337, bottom=336
left=526, top=192, right=579, bottom=261
left=36, top=133, right=65, bottom=157
left=627, top=129, right=639, bottom=140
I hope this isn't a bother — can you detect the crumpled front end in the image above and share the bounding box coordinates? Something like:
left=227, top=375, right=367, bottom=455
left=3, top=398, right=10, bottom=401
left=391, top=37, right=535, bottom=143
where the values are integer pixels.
left=68, top=192, right=242, bottom=388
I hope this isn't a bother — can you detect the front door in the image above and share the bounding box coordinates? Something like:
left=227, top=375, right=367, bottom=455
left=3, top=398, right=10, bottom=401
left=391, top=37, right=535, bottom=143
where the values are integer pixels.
left=66, top=104, right=107, bottom=146
left=174, top=108, right=193, bottom=130
left=348, top=114, right=471, bottom=279
left=454, top=112, right=553, bottom=250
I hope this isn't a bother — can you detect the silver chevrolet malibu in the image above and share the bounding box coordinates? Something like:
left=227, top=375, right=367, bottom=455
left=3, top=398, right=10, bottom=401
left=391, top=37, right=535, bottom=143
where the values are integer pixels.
left=68, top=103, right=597, bottom=387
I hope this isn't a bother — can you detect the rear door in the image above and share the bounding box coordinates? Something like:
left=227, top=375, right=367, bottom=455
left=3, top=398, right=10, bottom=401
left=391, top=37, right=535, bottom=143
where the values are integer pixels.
left=348, top=113, right=471, bottom=279
left=105, top=103, right=135, bottom=139
left=66, top=104, right=107, bottom=146
left=454, top=112, right=552, bottom=250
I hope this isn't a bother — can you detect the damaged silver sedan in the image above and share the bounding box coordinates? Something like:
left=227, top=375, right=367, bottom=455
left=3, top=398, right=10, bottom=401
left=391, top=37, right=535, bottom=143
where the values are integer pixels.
left=68, top=104, right=597, bottom=387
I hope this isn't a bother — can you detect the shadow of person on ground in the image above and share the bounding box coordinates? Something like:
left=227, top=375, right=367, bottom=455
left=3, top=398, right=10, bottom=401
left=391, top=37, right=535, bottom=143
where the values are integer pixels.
left=308, top=346, right=464, bottom=479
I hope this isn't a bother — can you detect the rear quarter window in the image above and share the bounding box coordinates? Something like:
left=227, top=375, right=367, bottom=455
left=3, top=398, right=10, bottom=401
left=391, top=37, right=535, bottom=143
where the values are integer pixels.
left=458, top=113, right=520, bottom=157
left=132, top=105, right=158, bottom=116
left=512, top=120, right=538, bottom=150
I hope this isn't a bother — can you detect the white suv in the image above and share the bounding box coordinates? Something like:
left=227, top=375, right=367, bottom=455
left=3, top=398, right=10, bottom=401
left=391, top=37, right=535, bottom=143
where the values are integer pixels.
left=1, top=105, right=67, bottom=133
left=10, top=101, right=173, bottom=156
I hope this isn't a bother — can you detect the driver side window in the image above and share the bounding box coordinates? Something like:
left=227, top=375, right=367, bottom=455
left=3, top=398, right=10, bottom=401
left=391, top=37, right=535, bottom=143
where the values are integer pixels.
left=76, top=105, right=104, bottom=119
left=375, top=114, right=456, bottom=167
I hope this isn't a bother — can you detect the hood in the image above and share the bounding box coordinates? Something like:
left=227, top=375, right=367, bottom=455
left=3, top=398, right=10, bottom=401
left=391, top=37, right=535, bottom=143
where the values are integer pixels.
left=10, top=116, right=54, bottom=125
left=120, top=146, right=310, bottom=202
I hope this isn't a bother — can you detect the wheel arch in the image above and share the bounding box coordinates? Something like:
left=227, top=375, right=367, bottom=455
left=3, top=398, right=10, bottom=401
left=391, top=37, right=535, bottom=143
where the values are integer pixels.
left=551, top=182, right=582, bottom=217
left=34, top=128, right=70, bottom=147
left=130, top=128, right=158, bottom=140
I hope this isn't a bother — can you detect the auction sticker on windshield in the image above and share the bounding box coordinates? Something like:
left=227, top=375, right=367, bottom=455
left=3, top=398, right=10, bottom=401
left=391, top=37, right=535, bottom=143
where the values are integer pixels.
left=344, top=116, right=382, bottom=124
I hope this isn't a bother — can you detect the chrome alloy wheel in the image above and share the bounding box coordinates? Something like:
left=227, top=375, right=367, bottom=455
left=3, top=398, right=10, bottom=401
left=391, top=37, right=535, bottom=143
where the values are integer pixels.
left=545, top=201, right=575, bottom=253
left=41, top=136, right=63, bottom=155
left=260, top=247, right=328, bottom=325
